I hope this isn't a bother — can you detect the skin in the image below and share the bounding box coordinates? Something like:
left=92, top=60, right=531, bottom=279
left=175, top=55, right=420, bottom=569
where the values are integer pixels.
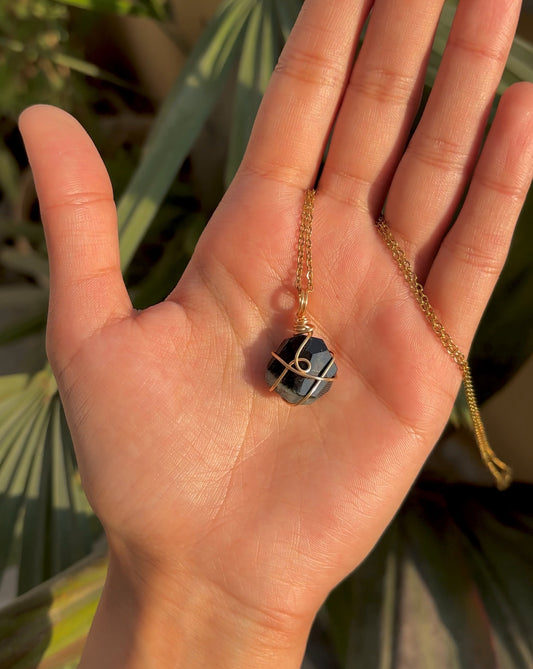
left=19, top=0, right=533, bottom=666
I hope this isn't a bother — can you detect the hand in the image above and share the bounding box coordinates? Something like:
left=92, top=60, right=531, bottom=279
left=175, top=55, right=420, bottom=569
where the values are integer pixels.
left=19, top=0, right=533, bottom=667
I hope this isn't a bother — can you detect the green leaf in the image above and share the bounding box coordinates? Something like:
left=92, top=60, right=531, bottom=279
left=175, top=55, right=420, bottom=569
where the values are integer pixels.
left=0, top=375, right=30, bottom=404
left=326, top=525, right=400, bottom=669
left=471, top=187, right=533, bottom=401
left=225, top=0, right=283, bottom=185
left=0, top=286, right=48, bottom=311
left=117, top=0, right=255, bottom=270
left=52, top=52, right=141, bottom=91
left=426, top=3, right=455, bottom=88
left=129, top=211, right=206, bottom=309
left=0, top=35, right=139, bottom=93
left=18, top=405, right=53, bottom=593
left=326, top=484, right=533, bottom=669
left=0, top=280, right=49, bottom=351
left=0, top=548, right=107, bottom=669
left=273, top=0, right=301, bottom=43
left=0, top=372, right=99, bottom=594
left=0, top=144, right=21, bottom=207
left=50, top=399, right=97, bottom=572
left=0, top=398, right=50, bottom=581
left=49, top=399, right=77, bottom=571
left=0, top=220, right=45, bottom=245
left=51, top=0, right=167, bottom=19
left=0, top=310, right=48, bottom=347
left=499, top=35, right=533, bottom=94
left=446, top=488, right=533, bottom=666
left=0, top=249, right=49, bottom=286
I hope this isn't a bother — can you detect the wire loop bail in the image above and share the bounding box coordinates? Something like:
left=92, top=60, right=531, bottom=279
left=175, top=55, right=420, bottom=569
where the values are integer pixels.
left=295, top=290, right=313, bottom=334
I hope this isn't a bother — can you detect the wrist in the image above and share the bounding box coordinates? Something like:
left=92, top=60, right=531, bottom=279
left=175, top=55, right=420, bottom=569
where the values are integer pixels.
left=79, top=547, right=313, bottom=669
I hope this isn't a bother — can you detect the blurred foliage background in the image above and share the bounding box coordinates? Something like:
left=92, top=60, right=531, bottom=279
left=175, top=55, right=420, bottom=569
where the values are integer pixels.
left=0, top=0, right=532, bottom=667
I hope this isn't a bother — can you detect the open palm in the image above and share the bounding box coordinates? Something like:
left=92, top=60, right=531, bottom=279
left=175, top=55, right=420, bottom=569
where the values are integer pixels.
left=20, top=0, right=533, bottom=664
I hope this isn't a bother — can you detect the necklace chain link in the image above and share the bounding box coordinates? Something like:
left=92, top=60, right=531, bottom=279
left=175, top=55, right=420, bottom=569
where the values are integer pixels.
left=292, top=190, right=512, bottom=489
left=296, top=189, right=315, bottom=295
left=375, top=215, right=512, bottom=490
left=294, top=190, right=316, bottom=334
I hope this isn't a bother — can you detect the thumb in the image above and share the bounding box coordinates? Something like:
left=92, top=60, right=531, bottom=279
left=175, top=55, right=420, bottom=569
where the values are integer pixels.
left=19, top=105, right=132, bottom=368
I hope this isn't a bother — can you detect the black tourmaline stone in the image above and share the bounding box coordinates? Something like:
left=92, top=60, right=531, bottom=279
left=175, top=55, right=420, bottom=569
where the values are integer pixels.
left=266, top=334, right=337, bottom=406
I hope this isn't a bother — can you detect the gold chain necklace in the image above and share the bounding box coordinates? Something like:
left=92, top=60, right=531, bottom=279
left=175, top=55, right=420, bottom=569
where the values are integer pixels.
left=266, top=190, right=337, bottom=405
left=266, top=189, right=512, bottom=490
left=375, top=217, right=512, bottom=490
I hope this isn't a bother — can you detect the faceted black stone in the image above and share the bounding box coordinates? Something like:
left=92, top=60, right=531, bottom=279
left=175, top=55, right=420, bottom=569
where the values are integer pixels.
left=266, top=334, right=337, bottom=406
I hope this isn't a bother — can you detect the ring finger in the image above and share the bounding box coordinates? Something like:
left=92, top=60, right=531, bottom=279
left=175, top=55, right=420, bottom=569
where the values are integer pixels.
left=384, top=0, right=522, bottom=279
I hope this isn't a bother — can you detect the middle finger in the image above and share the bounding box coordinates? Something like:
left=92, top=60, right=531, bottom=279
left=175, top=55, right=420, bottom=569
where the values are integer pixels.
left=319, top=0, right=445, bottom=217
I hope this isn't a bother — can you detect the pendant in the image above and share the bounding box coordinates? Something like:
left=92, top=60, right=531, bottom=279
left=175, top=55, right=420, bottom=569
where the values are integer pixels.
left=266, top=331, right=337, bottom=406
left=266, top=189, right=336, bottom=406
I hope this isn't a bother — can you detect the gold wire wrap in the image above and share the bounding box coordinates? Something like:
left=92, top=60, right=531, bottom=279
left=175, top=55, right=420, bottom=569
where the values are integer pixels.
left=295, top=291, right=313, bottom=334
left=375, top=215, right=512, bottom=491
left=268, top=189, right=336, bottom=405
left=269, top=332, right=336, bottom=406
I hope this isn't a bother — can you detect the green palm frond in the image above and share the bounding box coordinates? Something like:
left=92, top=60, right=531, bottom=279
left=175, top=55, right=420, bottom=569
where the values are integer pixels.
left=0, top=547, right=106, bottom=669
left=51, top=0, right=168, bottom=20
left=326, top=484, right=533, bottom=669
left=117, top=0, right=259, bottom=269
left=0, top=370, right=99, bottom=595
left=225, top=0, right=286, bottom=185
left=0, top=287, right=48, bottom=348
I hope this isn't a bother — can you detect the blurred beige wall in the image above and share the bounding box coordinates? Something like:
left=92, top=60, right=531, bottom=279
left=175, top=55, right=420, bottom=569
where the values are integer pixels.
left=483, top=355, right=533, bottom=483
left=109, top=0, right=221, bottom=101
